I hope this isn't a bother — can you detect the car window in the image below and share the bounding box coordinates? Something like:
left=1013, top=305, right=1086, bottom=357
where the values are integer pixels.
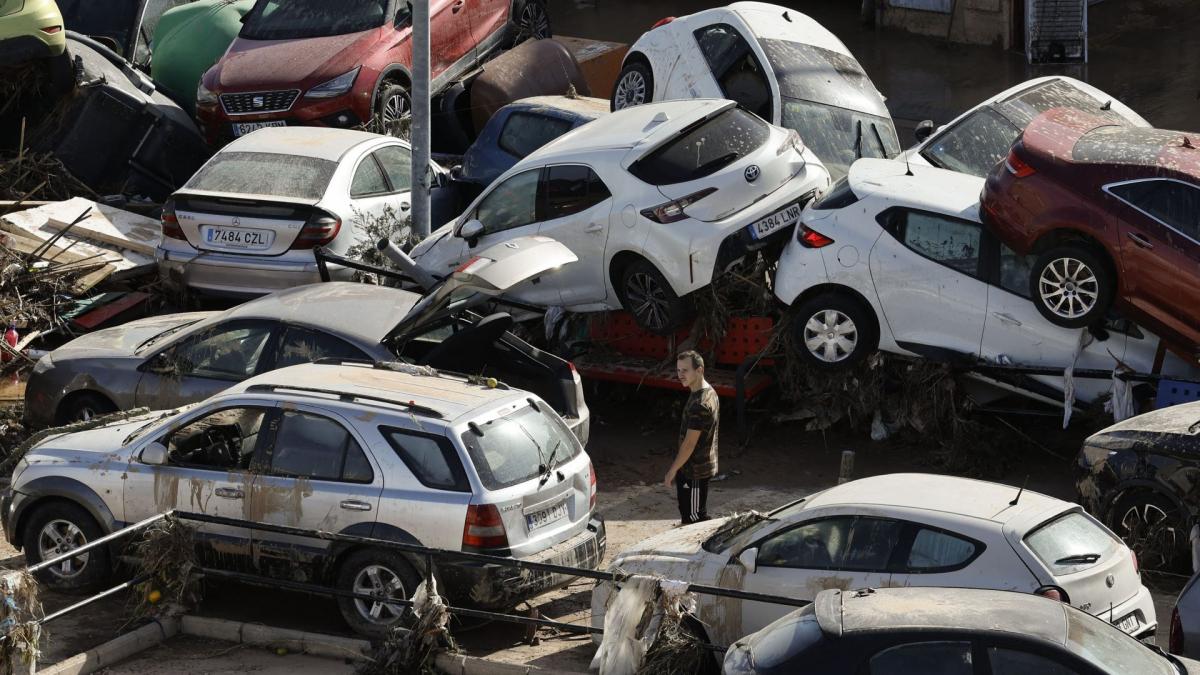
left=499, top=112, right=574, bottom=158
left=906, top=528, right=979, bottom=571
left=544, top=165, right=611, bottom=220
left=274, top=327, right=368, bottom=370
left=269, top=410, right=372, bottom=483
left=164, top=406, right=270, bottom=471
left=186, top=152, right=338, bottom=200
left=921, top=108, right=1021, bottom=177
left=460, top=404, right=582, bottom=490
left=1108, top=180, right=1200, bottom=241
left=350, top=157, right=390, bottom=197
left=1024, top=511, right=1120, bottom=575
left=475, top=168, right=541, bottom=235
left=630, top=107, right=771, bottom=186
left=781, top=100, right=899, bottom=179
left=870, top=642, right=973, bottom=675
left=373, top=145, right=413, bottom=193
left=171, top=322, right=275, bottom=381
left=241, top=0, right=388, bottom=40
left=693, top=24, right=772, bottom=119
left=382, top=428, right=469, bottom=491
left=998, top=244, right=1035, bottom=297
left=891, top=211, right=983, bottom=277
left=988, top=647, right=1081, bottom=675
left=758, top=517, right=902, bottom=572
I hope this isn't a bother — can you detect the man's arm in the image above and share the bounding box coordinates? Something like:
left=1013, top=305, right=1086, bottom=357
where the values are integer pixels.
left=663, top=429, right=702, bottom=487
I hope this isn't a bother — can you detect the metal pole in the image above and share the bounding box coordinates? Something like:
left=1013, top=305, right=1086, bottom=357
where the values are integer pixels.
left=26, top=512, right=168, bottom=574
left=411, top=0, right=432, bottom=239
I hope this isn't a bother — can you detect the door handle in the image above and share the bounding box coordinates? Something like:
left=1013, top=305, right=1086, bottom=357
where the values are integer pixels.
left=452, top=0, right=464, bottom=11
left=215, top=487, right=244, bottom=500
left=992, top=312, right=1022, bottom=326
left=340, top=500, right=372, bottom=512
left=1127, top=232, right=1155, bottom=249
left=400, top=202, right=411, bottom=212
left=584, top=223, right=604, bottom=234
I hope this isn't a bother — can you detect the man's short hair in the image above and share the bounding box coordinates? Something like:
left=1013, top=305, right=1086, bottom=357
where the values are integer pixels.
left=677, top=350, right=704, bottom=370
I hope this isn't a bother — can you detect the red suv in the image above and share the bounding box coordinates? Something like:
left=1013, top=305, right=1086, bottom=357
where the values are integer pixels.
left=982, top=107, right=1200, bottom=355
left=195, top=0, right=551, bottom=146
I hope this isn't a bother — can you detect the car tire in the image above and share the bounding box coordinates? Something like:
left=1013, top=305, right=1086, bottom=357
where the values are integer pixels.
left=55, top=392, right=117, bottom=425
left=335, top=548, right=422, bottom=639
left=617, top=259, right=689, bottom=335
left=790, top=293, right=878, bottom=370
left=1108, top=492, right=1191, bottom=573
left=510, top=0, right=552, bottom=46
left=1030, top=244, right=1114, bottom=329
left=374, top=83, right=412, bottom=140
left=611, top=60, right=652, bottom=111
left=22, top=501, right=111, bottom=593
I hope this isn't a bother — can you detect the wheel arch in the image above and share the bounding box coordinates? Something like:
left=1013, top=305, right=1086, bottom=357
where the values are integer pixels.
left=11, top=479, right=119, bottom=550
left=1104, top=480, right=1192, bottom=525
left=369, top=65, right=413, bottom=113
left=325, top=522, right=428, bottom=584
left=1030, top=227, right=1118, bottom=278
left=791, top=283, right=881, bottom=335
left=54, top=389, right=118, bottom=425
left=608, top=249, right=685, bottom=298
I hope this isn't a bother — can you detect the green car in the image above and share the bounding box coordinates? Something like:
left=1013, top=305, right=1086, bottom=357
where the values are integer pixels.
left=151, top=0, right=252, bottom=115
left=0, top=0, right=66, bottom=65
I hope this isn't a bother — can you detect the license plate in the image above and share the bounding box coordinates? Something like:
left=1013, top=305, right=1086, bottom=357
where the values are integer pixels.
left=202, top=226, right=274, bottom=251
left=526, top=500, right=568, bottom=533
left=231, top=120, right=286, bottom=137
left=1115, top=612, right=1139, bottom=634
left=747, top=202, right=802, bottom=240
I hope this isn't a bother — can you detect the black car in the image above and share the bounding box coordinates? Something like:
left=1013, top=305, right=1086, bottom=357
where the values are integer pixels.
left=58, top=0, right=193, bottom=68
left=724, top=587, right=1198, bottom=675
left=1076, top=402, right=1200, bottom=572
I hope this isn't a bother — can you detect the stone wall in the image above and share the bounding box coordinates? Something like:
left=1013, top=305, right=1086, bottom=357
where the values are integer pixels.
left=877, top=0, right=1015, bottom=50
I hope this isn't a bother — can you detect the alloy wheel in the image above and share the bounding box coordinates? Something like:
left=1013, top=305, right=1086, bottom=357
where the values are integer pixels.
left=38, top=519, right=90, bottom=579
left=803, top=309, right=858, bottom=363
left=1038, top=257, right=1100, bottom=320
left=516, top=3, right=551, bottom=41
left=352, top=564, right=408, bottom=625
left=613, top=70, right=646, bottom=109
left=625, top=271, right=671, bottom=333
left=381, top=92, right=412, bottom=140
left=1117, top=502, right=1182, bottom=571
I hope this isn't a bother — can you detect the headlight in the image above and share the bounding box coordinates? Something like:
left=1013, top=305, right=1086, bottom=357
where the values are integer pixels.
left=196, top=81, right=218, bottom=106
left=305, top=67, right=361, bottom=99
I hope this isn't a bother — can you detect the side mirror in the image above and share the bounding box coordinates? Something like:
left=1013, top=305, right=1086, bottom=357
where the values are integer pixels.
left=459, top=219, right=484, bottom=247
left=145, top=352, right=178, bottom=375
left=141, top=442, right=168, bottom=466
left=737, top=547, right=758, bottom=573
left=914, top=119, right=936, bottom=143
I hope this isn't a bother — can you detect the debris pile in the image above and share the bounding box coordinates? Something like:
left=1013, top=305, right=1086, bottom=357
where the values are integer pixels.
left=591, top=575, right=709, bottom=675
left=127, top=515, right=201, bottom=621
left=358, top=575, right=456, bottom=675
left=0, top=571, right=42, bottom=675
left=0, top=153, right=97, bottom=203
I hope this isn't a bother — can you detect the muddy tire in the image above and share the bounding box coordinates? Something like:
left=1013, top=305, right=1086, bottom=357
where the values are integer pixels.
left=55, top=391, right=117, bottom=425
left=790, top=292, right=878, bottom=371
left=611, top=60, right=652, bottom=111
left=509, top=0, right=552, bottom=46
left=1030, top=243, right=1113, bottom=329
left=617, top=258, right=688, bottom=335
left=374, top=83, right=412, bottom=140
left=1108, top=492, right=1191, bottom=573
left=335, top=549, right=421, bottom=639
left=22, top=501, right=111, bottom=593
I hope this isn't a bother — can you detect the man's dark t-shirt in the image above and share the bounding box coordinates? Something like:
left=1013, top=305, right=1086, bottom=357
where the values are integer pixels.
left=679, top=385, right=719, bottom=480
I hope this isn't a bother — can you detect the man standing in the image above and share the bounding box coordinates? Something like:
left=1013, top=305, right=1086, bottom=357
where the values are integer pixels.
left=663, top=350, right=719, bottom=524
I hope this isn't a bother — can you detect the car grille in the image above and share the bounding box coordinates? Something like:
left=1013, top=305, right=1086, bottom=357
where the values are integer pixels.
left=220, top=90, right=300, bottom=115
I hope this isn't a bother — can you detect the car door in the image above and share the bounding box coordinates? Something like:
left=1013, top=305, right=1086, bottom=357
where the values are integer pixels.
left=464, top=0, right=507, bottom=56
left=429, top=0, right=472, bottom=79
left=249, top=407, right=383, bottom=573
left=682, top=23, right=773, bottom=121
left=1106, top=178, right=1200, bottom=347
left=123, top=404, right=273, bottom=563
left=134, top=320, right=279, bottom=410
left=537, top=164, right=614, bottom=306
left=739, top=515, right=902, bottom=638
left=347, top=145, right=413, bottom=248
left=870, top=209, right=988, bottom=361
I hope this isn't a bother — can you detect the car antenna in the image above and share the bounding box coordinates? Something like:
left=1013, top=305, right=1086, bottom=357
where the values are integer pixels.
left=904, top=147, right=914, bottom=177
left=1009, top=475, right=1029, bottom=506
left=783, top=10, right=792, bottom=22
left=1101, top=99, right=1112, bottom=111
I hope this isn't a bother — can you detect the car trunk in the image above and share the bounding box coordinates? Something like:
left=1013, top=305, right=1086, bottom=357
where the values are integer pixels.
left=173, top=192, right=324, bottom=255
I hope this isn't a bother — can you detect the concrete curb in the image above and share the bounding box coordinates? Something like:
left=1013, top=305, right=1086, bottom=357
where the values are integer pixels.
left=434, top=653, right=586, bottom=675
left=38, top=616, right=180, bottom=675
left=179, top=616, right=372, bottom=661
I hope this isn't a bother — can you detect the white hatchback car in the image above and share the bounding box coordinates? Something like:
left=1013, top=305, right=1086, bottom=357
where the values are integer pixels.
left=773, top=158, right=1197, bottom=403
left=411, top=98, right=830, bottom=334
left=591, top=473, right=1157, bottom=649
left=612, top=2, right=898, bottom=179
left=157, top=126, right=453, bottom=297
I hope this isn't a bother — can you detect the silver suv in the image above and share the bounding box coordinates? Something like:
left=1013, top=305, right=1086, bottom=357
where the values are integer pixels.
left=2, top=361, right=605, bottom=637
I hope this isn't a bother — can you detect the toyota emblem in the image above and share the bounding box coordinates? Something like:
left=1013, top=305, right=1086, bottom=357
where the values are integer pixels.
left=744, top=165, right=761, bottom=182
left=1105, top=574, right=1115, bottom=588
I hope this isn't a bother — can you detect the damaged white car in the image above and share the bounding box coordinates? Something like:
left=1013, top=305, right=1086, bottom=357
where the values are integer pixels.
left=591, top=473, right=1156, bottom=649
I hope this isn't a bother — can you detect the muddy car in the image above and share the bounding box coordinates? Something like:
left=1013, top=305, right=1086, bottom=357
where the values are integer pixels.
left=4, top=360, right=604, bottom=637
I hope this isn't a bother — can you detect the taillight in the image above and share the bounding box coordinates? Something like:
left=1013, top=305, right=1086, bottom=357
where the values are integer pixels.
left=1035, top=585, right=1068, bottom=603
left=1132, top=549, right=1139, bottom=575
left=588, top=460, right=597, bottom=511
left=1170, top=606, right=1184, bottom=655
left=462, top=504, right=508, bottom=550
left=798, top=225, right=834, bottom=248
left=777, top=129, right=805, bottom=157
left=160, top=200, right=185, bottom=240
left=651, top=16, right=675, bottom=29
left=640, top=187, right=717, bottom=224
left=41, top=25, right=62, bottom=34
left=1004, top=150, right=1036, bottom=178
left=291, top=212, right=341, bottom=250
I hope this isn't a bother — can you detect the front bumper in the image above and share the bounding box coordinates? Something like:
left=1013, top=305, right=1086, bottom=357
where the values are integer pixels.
left=440, top=514, right=606, bottom=610
left=157, top=246, right=352, bottom=298
left=195, top=88, right=369, bottom=147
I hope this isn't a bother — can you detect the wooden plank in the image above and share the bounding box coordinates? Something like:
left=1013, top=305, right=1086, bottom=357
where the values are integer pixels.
left=70, top=292, right=150, bottom=330
left=0, top=200, right=153, bottom=270
left=45, top=200, right=160, bottom=257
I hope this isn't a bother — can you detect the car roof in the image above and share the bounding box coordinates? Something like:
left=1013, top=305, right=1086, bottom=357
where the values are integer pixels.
left=222, top=126, right=389, bottom=161
left=819, top=587, right=1067, bottom=644
left=1090, top=399, right=1200, bottom=437
left=729, top=2, right=852, bottom=56
left=803, top=473, right=1064, bottom=524
left=510, top=95, right=610, bottom=119
left=223, top=282, right=419, bottom=345
left=847, top=158, right=985, bottom=221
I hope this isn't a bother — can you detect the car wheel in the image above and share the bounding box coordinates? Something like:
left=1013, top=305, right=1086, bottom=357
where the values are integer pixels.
left=335, top=549, right=422, bottom=639
left=55, top=392, right=116, bottom=425
left=511, top=0, right=552, bottom=45
left=611, top=61, right=652, bottom=111
left=1030, top=244, right=1113, bottom=329
left=790, top=293, right=878, bottom=370
left=22, top=502, right=111, bottom=593
left=374, top=83, right=412, bottom=140
left=1108, top=492, right=1191, bottom=573
left=617, top=259, right=688, bottom=335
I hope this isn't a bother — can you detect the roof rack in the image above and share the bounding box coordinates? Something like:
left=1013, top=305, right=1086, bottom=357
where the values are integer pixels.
left=244, top=383, right=444, bottom=419
left=309, top=357, right=511, bottom=391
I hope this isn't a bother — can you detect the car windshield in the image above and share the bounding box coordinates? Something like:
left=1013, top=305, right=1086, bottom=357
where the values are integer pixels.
left=123, top=404, right=201, bottom=445
left=185, top=152, right=337, bottom=200
left=57, top=0, right=137, bottom=53
left=702, top=494, right=817, bottom=553
left=459, top=404, right=582, bottom=490
left=241, top=0, right=388, bottom=40
left=135, top=319, right=204, bottom=354
left=629, top=107, right=770, bottom=186
left=1066, top=608, right=1177, bottom=675
left=997, top=79, right=1137, bottom=129
left=759, top=39, right=890, bottom=119
left=1024, top=510, right=1120, bottom=576
left=781, top=99, right=900, bottom=179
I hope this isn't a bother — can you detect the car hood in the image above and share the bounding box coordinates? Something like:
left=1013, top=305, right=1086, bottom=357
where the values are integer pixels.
left=211, top=29, right=380, bottom=91
left=51, top=312, right=214, bottom=360
left=1094, top=401, right=1200, bottom=437
left=614, top=518, right=729, bottom=569
left=22, top=418, right=150, bottom=470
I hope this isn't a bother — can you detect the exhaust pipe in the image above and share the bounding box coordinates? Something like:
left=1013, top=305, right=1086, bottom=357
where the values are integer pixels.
left=377, top=238, right=438, bottom=292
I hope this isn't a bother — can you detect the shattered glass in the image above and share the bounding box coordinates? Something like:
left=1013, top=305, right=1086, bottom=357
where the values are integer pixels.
left=186, top=152, right=337, bottom=200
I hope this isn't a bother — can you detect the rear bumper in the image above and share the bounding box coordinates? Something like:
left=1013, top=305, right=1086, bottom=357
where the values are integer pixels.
left=713, top=187, right=821, bottom=277
left=156, top=246, right=352, bottom=297
left=1106, top=583, right=1158, bottom=640
left=439, top=514, right=606, bottom=610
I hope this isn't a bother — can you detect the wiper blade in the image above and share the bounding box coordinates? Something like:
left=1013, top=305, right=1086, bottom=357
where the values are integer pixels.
left=539, top=440, right=562, bottom=486
left=1055, top=553, right=1102, bottom=565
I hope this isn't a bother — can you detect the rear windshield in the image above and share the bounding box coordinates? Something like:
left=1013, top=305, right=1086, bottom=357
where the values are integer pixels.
left=460, top=404, right=582, bottom=490
left=1066, top=609, right=1176, bottom=675
left=58, top=0, right=136, bottom=51
left=1024, top=511, right=1120, bottom=576
left=241, top=0, right=388, bottom=40
left=1073, top=126, right=1188, bottom=164
left=185, top=152, right=337, bottom=200
left=998, top=79, right=1135, bottom=129
left=782, top=100, right=899, bottom=179
left=630, top=107, right=770, bottom=186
